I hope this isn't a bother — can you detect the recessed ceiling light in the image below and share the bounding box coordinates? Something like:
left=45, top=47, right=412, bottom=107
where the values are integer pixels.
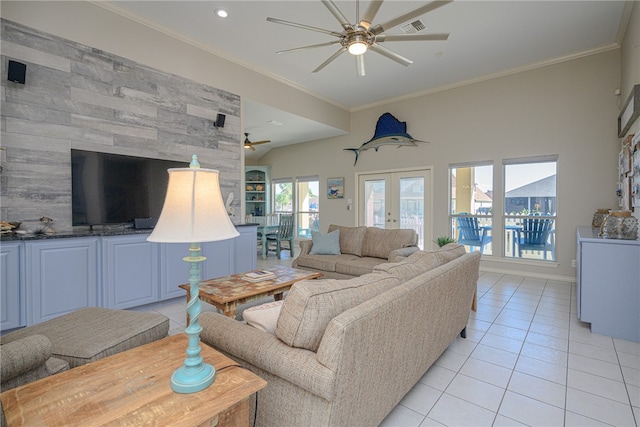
left=214, top=8, right=228, bottom=18
left=267, top=120, right=283, bottom=126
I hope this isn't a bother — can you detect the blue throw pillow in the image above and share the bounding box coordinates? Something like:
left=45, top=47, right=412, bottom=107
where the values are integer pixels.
left=310, top=229, right=341, bottom=255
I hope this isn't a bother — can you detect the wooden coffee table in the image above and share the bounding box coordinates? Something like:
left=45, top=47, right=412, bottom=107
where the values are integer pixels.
left=180, top=265, right=322, bottom=319
left=0, top=334, right=266, bottom=426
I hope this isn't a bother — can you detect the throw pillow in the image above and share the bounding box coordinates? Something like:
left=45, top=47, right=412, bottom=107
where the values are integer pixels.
left=310, top=229, right=341, bottom=255
left=242, top=300, right=283, bottom=334
left=434, top=243, right=466, bottom=264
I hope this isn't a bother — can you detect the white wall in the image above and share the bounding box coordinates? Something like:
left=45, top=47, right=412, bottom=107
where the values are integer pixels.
left=620, top=2, right=640, bottom=221
left=0, top=1, right=350, bottom=134
left=261, top=50, right=622, bottom=280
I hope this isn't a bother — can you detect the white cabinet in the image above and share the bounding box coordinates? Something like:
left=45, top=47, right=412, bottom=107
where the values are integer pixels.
left=25, top=238, right=99, bottom=325
left=1, top=242, right=25, bottom=331
left=1, top=225, right=257, bottom=331
left=576, top=227, right=640, bottom=342
left=234, top=224, right=258, bottom=272
left=159, top=226, right=257, bottom=299
left=102, top=235, right=159, bottom=309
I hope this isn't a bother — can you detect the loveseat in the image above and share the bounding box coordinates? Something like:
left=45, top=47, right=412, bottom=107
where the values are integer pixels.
left=291, top=224, right=419, bottom=279
left=200, top=243, right=480, bottom=427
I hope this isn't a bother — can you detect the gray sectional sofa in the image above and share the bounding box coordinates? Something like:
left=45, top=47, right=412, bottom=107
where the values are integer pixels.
left=291, top=224, right=420, bottom=279
left=200, top=243, right=480, bottom=427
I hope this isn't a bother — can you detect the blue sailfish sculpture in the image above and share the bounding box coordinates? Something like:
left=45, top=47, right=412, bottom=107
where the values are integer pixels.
left=344, top=112, right=428, bottom=165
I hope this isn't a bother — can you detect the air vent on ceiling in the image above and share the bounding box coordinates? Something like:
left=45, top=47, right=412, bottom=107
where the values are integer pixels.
left=401, top=19, right=426, bottom=34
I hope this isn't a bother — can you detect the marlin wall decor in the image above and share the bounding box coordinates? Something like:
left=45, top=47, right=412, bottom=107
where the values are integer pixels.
left=344, top=112, right=428, bottom=165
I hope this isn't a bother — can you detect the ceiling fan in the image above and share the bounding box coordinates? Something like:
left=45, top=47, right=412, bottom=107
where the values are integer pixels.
left=267, top=0, right=451, bottom=77
left=244, top=133, right=271, bottom=151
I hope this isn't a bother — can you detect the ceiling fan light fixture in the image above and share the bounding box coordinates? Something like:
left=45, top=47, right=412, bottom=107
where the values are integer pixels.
left=348, top=39, right=368, bottom=55
left=348, top=41, right=368, bottom=55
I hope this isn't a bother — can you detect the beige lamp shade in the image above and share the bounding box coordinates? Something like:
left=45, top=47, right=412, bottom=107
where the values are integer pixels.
left=147, top=167, right=239, bottom=243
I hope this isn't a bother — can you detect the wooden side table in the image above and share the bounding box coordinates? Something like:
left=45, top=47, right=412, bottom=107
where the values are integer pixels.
left=1, top=334, right=266, bottom=426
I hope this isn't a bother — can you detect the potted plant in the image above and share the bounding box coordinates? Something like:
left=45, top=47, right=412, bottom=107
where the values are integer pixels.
left=435, top=236, right=457, bottom=247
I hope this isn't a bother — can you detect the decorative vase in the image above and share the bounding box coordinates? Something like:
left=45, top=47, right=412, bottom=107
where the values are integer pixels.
left=600, top=210, right=638, bottom=240
left=591, top=209, right=610, bottom=228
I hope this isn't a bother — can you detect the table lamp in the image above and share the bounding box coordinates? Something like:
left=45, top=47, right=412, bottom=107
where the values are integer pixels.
left=148, top=154, right=239, bottom=393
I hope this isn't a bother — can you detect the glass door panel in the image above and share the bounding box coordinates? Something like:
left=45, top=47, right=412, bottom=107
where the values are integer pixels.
left=359, top=169, right=430, bottom=249
left=362, top=178, right=387, bottom=228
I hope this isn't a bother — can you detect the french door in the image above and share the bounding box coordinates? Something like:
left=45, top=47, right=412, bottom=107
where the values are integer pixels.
left=357, top=169, right=432, bottom=249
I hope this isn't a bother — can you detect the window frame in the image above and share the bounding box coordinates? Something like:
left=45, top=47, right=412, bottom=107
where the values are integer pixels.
left=502, top=155, right=558, bottom=262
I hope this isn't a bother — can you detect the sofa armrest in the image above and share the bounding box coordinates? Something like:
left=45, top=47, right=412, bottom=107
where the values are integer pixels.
left=200, top=312, right=335, bottom=400
left=298, top=239, right=313, bottom=255
left=388, top=246, right=419, bottom=262
left=0, top=335, right=53, bottom=382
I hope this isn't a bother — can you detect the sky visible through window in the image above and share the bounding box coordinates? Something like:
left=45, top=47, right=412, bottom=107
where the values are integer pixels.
left=468, top=163, right=556, bottom=192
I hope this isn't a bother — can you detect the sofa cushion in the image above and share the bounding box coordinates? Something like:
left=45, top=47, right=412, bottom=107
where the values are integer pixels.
left=310, top=229, right=341, bottom=255
left=276, top=272, right=401, bottom=351
left=361, top=227, right=417, bottom=259
left=243, top=300, right=283, bottom=334
left=335, top=257, right=388, bottom=276
left=295, top=254, right=360, bottom=272
left=373, top=259, right=423, bottom=281
left=328, top=225, right=367, bottom=256
left=434, top=243, right=467, bottom=264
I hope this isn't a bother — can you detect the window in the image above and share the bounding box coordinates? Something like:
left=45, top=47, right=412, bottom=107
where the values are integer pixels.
left=449, top=163, right=493, bottom=255
left=295, top=176, right=319, bottom=238
left=503, top=156, right=557, bottom=261
left=272, top=178, right=293, bottom=215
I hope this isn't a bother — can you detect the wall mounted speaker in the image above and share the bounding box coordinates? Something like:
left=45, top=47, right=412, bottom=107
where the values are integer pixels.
left=8, top=60, right=26, bottom=84
left=214, top=113, right=226, bottom=128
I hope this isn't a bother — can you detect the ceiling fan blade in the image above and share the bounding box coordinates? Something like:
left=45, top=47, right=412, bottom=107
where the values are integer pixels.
left=359, top=0, right=383, bottom=30
left=356, top=54, right=366, bottom=77
left=249, top=140, right=271, bottom=145
left=321, top=0, right=353, bottom=31
left=370, top=0, right=452, bottom=35
left=276, top=40, right=342, bottom=55
left=266, top=17, right=343, bottom=37
left=375, top=33, right=449, bottom=42
left=245, top=144, right=256, bottom=151
left=312, top=47, right=347, bottom=73
left=369, top=44, right=413, bottom=67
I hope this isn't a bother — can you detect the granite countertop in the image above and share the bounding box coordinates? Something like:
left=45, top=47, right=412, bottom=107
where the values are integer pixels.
left=0, top=223, right=256, bottom=241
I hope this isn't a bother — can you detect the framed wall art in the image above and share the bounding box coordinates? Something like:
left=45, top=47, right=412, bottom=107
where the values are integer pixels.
left=327, top=177, right=344, bottom=199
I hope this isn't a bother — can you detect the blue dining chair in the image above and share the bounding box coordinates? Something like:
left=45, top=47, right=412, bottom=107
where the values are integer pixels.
left=266, top=214, right=295, bottom=259
left=518, top=217, right=554, bottom=259
left=456, top=215, right=492, bottom=254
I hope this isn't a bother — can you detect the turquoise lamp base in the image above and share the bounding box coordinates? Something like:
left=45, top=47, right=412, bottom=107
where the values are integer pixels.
left=171, top=363, right=215, bottom=393
left=171, top=242, right=215, bottom=394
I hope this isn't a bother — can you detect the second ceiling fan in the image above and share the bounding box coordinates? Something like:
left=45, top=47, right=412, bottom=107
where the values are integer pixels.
left=244, top=133, right=271, bottom=151
left=267, top=0, right=452, bottom=77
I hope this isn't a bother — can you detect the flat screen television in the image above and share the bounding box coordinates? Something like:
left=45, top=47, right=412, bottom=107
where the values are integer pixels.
left=71, top=150, right=186, bottom=227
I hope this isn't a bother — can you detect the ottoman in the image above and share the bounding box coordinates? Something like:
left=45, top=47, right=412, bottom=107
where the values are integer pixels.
left=0, top=307, right=169, bottom=368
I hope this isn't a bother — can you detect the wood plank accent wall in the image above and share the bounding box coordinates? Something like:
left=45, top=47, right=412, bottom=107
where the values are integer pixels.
left=0, top=19, right=242, bottom=231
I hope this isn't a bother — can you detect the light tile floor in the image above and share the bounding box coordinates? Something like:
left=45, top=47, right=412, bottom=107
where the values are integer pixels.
left=135, top=252, right=639, bottom=426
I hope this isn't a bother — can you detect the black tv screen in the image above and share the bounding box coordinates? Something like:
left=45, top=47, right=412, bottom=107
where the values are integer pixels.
left=71, top=150, right=186, bottom=226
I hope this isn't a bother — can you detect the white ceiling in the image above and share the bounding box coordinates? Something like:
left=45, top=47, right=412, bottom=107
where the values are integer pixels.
left=107, top=1, right=629, bottom=159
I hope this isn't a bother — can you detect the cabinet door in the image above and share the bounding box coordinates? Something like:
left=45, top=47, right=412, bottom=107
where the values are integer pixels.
left=26, top=238, right=98, bottom=325
left=1, top=242, right=25, bottom=331
left=159, top=242, right=191, bottom=300
left=234, top=226, right=258, bottom=272
left=202, top=240, right=232, bottom=279
left=102, top=235, right=159, bottom=309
